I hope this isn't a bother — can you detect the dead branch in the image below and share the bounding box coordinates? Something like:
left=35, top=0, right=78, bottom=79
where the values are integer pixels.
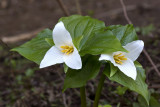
left=96, top=5, right=137, bottom=19
left=62, top=93, right=68, bottom=107
left=75, top=0, right=82, bottom=15
left=120, top=0, right=132, bottom=24
left=148, top=64, right=160, bottom=73
left=56, top=0, right=70, bottom=16
left=119, top=0, right=160, bottom=77
left=1, top=27, right=44, bottom=43
left=0, top=38, right=10, bottom=50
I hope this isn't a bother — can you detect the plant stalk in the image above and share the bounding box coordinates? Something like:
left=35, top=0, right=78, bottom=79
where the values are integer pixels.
left=80, top=86, right=87, bottom=107
left=93, top=73, right=106, bottom=107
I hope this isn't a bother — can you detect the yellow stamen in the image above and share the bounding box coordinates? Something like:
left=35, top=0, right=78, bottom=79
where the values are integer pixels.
left=60, top=45, right=74, bottom=55
left=113, top=53, right=127, bottom=65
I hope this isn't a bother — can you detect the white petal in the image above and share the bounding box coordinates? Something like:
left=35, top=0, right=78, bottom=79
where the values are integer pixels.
left=99, top=54, right=112, bottom=61
left=53, top=21, right=72, bottom=48
left=40, top=46, right=64, bottom=68
left=63, top=46, right=82, bottom=69
left=99, top=54, right=117, bottom=67
left=114, top=58, right=137, bottom=80
left=123, top=40, right=144, bottom=61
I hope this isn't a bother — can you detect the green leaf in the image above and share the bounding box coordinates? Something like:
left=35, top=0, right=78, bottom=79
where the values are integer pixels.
left=73, top=35, right=83, bottom=51
left=59, top=15, right=126, bottom=55
left=25, top=68, right=34, bottom=77
left=134, top=61, right=142, bottom=67
left=109, top=63, right=118, bottom=77
left=59, top=15, right=105, bottom=50
left=63, top=63, right=68, bottom=73
left=80, top=30, right=127, bottom=55
left=149, top=96, right=160, bottom=107
left=114, top=86, right=128, bottom=96
left=107, top=24, right=138, bottom=45
left=98, top=104, right=112, bottom=107
left=45, top=38, right=54, bottom=46
left=63, top=55, right=101, bottom=92
left=138, top=24, right=155, bottom=36
left=12, top=29, right=52, bottom=65
left=133, top=95, right=160, bottom=107
left=104, top=62, right=150, bottom=105
left=104, top=105, right=112, bottom=107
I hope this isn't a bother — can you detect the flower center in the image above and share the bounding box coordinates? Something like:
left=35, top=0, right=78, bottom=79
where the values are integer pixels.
left=113, top=53, right=127, bottom=64
left=60, top=45, right=74, bottom=55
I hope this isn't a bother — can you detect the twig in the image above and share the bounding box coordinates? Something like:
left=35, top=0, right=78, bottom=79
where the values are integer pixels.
left=120, top=0, right=132, bottom=24
left=146, top=64, right=160, bottom=84
left=119, top=0, right=160, bottom=77
left=75, top=0, right=82, bottom=15
left=1, top=27, right=44, bottom=43
left=62, top=93, right=68, bottom=107
left=0, top=39, right=10, bottom=50
left=96, top=5, right=137, bottom=19
left=56, top=0, right=70, bottom=16
left=143, top=50, right=160, bottom=76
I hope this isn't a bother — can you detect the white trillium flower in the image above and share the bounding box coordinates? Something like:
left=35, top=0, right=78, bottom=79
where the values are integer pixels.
left=99, top=40, right=144, bottom=80
left=40, top=21, right=82, bottom=69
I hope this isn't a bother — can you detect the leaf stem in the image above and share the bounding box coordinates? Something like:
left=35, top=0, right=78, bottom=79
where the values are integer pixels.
left=80, top=86, right=87, bottom=107
left=93, top=73, right=106, bottom=107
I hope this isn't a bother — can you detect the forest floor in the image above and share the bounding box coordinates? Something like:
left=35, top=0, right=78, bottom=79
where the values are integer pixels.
left=0, top=0, right=160, bottom=107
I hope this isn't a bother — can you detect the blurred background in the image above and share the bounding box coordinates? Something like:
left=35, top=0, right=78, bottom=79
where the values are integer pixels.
left=0, top=0, right=160, bottom=107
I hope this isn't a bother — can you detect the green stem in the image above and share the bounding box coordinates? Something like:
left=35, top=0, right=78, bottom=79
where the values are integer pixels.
left=80, top=86, right=87, bottom=107
left=93, top=73, right=106, bottom=107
